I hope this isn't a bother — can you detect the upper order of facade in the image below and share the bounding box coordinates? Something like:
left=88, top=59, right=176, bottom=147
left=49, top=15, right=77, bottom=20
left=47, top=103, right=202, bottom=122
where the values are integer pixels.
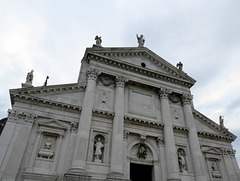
left=0, top=35, right=239, bottom=181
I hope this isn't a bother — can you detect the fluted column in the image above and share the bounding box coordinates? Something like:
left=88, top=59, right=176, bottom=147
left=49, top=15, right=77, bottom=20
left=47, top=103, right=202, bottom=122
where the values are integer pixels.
left=159, top=88, right=180, bottom=181
left=108, top=76, right=128, bottom=179
left=182, top=94, right=207, bottom=181
left=69, top=67, right=99, bottom=174
left=157, top=137, right=167, bottom=181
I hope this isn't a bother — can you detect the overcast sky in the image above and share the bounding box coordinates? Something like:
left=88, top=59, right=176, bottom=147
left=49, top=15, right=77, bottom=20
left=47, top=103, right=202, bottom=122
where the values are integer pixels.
left=0, top=0, right=240, bottom=164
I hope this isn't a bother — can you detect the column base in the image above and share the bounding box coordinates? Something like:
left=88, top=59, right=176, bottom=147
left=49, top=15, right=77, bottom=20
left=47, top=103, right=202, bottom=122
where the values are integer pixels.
left=106, top=172, right=130, bottom=181
left=64, top=173, right=91, bottom=181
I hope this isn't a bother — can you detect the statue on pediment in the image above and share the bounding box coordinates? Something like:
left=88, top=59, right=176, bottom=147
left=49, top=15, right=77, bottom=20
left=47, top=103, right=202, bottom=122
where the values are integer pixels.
left=176, top=61, right=183, bottom=71
left=95, top=36, right=102, bottom=46
left=136, top=34, right=145, bottom=47
left=25, top=70, right=34, bottom=85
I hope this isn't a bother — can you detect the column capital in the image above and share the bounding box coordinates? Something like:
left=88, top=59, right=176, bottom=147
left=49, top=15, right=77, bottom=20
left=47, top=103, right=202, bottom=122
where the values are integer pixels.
left=156, top=137, right=165, bottom=147
left=181, top=94, right=193, bottom=105
left=86, top=67, right=101, bottom=81
left=158, top=88, right=172, bottom=99
left=115, top=75, right=129, bottom=87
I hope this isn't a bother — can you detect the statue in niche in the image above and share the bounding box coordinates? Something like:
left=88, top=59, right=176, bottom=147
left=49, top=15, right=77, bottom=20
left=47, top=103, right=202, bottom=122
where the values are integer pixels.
left=45, top=137, right=52, bottom=150
left=25, top=70, right=34, bottom=85
left=95, top=36, right=102, bottom=46
left=178, top=149, right=188, bottom=173
left=94, top=138, right=104, bottom=162
left=136, top=34, right=145, bottom=47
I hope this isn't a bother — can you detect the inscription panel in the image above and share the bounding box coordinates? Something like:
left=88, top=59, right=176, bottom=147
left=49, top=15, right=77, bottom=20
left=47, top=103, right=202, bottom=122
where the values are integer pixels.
left=129, top=90, right=156, bottom=118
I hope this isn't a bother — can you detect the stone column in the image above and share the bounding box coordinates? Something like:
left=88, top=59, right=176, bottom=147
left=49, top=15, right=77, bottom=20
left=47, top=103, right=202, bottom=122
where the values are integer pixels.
left=182, top=94, right=207, bottom=181
left=25, top=130, right=42, bottom=172
left=108, top=76, right=128, bottom=180
left=157, top=137, right=167, bottom=181
left=69, top=67, right=99, bottom=174
left=159, top=88, right=180, bottom=181
left=50, top=134, right=63, bottom=174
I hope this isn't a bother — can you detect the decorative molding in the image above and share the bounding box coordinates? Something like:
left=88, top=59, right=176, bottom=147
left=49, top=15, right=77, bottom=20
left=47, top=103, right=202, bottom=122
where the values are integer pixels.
left=158, top=88, right=172, bottom=99
left=115, top=75, right=129, bottom=87
left=173, top=125, right=189, bottom=132
left=92, top=108, right=115, bottom=117
left=198, top=131, right=234, bottom=141
left=86, top=67, right=101, bottom=81
left=181, top=94, right=193, bottom=105
left=8, top=109, right=37, bottom=124
left=123, top=130, right=129, bottom=141
left=70, top=122, right=79, bottom=132
left=98, top=74, right=114, bottom=86
left=169, top=93, right=181, bottom=103
left=156, top=137, right=164, bottom=146
left=11, top=93, right=82, bottom=111
left=220, top=147, right=236, bottom=156
left=86, top=52, right=195, bottom=88
left=124, top=115, right=164, bottom=127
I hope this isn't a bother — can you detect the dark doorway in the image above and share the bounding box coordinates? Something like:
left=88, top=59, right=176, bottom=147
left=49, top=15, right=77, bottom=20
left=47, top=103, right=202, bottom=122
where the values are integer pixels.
left=130, top=163, right=152, bottom=181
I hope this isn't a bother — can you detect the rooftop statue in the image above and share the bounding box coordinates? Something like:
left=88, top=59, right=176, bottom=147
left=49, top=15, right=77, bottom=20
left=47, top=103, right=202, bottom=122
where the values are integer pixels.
left=43, top=76, right=49, bottom=86
left=25, top=70, right=34, bottom=85
left=136, top=34, right=145, bottom=47
left=95, top=36, right=102, bottom=46
left=176, top=61, right=183, bottom=71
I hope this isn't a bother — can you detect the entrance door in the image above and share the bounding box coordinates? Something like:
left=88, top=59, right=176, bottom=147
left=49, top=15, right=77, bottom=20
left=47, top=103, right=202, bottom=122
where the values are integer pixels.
left=130, top=163, right=152, bottom=181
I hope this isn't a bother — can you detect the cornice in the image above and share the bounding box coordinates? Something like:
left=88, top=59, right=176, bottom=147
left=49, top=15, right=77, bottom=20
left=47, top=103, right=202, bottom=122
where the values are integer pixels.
left=10, top=83, right=86, bottom=96
left=92, top=108, right=115, bottom=117
left=124, top=115, right=164, bottom=127
left=198, top=131, right=234, bottom=141
left=11, top=93, right=82, bottom=111
left=86, top=52, right=194, bottom=88
left=193, top=109, right=236, bottom=140
left=173, top=125, right=189, bottom=132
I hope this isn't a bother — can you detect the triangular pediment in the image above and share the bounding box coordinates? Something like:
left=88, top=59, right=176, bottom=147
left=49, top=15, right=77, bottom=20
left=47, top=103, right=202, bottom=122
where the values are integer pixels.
left=84, top=47, right=196, bottom=87
left=193, top=109, right=236, bottom=141
left=202, top=147, right=222, bottom=155
left=39, top=119, right=68, bottom=130
left=10, top=83, right=86, bottom=108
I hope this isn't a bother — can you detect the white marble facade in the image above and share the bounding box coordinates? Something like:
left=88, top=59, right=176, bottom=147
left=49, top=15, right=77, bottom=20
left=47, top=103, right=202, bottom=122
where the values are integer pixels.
left=0, top=43, right=240, bottom=181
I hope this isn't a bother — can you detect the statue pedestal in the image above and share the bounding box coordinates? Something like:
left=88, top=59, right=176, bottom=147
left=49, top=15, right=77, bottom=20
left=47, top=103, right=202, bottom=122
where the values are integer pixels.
left=21, top=83, right=33, bottom=88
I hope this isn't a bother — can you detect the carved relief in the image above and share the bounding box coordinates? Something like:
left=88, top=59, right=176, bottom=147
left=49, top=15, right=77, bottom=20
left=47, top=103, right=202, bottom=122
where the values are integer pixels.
left=210, top=160, right=222, bottom=179
left=156, top=137, right=164, bottom=147
left=98, top=91, right=110, bottom=109
left=38, top=135, right=57, bottom=159
left=169, top=93, right=181, bottom=103
left=220, top=147, right=236, bottom=156
left=7, top=109, right=37, bottom=123
left=98, top=74, right=114, bottom=86
left=177, top=148, right=188, bottom=173
left=171, top=107, right=183, bottom=125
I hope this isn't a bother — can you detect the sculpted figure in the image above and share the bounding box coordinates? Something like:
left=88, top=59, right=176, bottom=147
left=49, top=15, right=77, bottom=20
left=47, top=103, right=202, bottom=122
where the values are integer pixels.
left=94, top=138, right=104, bottom=161
left=136, top=34, right=145, bottom=47
left=178, top=149, right=187, bottom=173
left=95, top=36, right=102, bottom=46
left=45, top=138, right=52, bottom=150
left=25, top=70, right=34, bottom=85
left=176, top=61, right=183, bottom=71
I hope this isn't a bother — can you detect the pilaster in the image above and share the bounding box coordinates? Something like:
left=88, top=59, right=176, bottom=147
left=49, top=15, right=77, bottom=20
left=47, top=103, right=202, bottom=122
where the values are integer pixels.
left=181, top=94, right=207, bottom=181
left=159, top=88, right=180, bottom=181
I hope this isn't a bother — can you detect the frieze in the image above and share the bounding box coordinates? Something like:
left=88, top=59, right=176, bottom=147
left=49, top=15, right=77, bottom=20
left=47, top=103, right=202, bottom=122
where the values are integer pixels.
left=169, top=93, right=181, bottom=103
left=8, top=109, right=37, bottom=124
left=124, top=115, right=164, bottom=127
left=98, top=74, right=114, bottom=86
left=220, top=147, right=236, bottom=156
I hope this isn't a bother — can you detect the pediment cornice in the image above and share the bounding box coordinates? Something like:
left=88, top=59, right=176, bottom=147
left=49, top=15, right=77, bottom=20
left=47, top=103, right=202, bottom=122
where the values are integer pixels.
left=193, top=109, right=236, bottom=141
left=84, top=48, right=196, bottom=88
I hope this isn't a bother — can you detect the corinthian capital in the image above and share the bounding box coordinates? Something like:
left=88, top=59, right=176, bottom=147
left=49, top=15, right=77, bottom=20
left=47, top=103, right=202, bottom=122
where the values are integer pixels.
left=86, top=67, right=101, bottom=81
left=181, top=94, right=193, bottom=105
left=115, top=75, right=129, bottom=87
left=158, top=88, right=172, bottom=99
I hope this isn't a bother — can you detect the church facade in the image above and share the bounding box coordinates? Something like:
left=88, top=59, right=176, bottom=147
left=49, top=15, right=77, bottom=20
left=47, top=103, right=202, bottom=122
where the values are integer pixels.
left=0, top=37, right=239, bottom=181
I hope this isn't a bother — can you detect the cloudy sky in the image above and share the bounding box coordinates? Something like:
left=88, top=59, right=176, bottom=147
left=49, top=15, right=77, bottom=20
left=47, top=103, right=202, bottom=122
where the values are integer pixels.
left=0, top=0, right=240, bottom=164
